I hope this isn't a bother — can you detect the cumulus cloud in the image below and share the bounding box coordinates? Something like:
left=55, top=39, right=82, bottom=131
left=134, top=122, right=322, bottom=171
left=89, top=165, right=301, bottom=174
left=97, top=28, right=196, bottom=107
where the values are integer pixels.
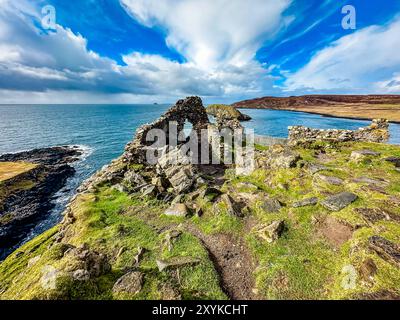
left=0, top=0, right=290, bottom=102
left=284, top=16, right=400, bottom=93
left=121, top=0, right=292, bottom=68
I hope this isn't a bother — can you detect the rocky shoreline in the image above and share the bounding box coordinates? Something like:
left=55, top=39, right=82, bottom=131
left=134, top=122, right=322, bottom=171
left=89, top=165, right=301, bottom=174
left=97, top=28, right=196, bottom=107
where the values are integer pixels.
left=0, top=146, right=83, bottom=260
left=0, top=97, right=399, bottom=300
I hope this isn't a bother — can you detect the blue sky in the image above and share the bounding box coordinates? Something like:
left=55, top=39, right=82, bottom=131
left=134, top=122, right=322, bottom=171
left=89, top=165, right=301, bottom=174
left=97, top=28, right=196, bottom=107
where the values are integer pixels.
left=0, top=0, right=400, bottom=103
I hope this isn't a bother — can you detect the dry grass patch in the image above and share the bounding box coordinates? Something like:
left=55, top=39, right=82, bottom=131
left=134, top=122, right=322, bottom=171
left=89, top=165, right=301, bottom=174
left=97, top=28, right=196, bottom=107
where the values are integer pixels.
left=0, top=162, right=37, bottom=182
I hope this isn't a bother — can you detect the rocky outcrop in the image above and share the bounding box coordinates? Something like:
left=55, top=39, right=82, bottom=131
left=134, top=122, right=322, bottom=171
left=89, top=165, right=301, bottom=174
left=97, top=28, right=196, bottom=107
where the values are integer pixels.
left=288, top=119, right=390, bottom=144
left=206, top=104, right=251, bottom=121
left=0, top=146, right=82, bottom=260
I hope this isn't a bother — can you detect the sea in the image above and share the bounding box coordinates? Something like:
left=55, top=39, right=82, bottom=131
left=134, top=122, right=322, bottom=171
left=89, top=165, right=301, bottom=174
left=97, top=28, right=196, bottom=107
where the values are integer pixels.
left=0, top=104, right=399, bottom=258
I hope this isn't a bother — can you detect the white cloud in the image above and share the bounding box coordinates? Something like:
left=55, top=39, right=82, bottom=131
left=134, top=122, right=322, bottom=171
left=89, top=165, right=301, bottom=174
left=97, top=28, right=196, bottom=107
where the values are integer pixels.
left=0, top=0, right=287, bottom=102
left=121, top=0, right=292, bottom=68
left=284, top=16, right=400, bottom=93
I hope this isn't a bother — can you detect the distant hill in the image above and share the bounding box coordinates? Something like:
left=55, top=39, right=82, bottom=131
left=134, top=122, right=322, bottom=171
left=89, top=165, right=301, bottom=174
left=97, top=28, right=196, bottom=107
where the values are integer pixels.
left=232, top=95, right=400, bottom=123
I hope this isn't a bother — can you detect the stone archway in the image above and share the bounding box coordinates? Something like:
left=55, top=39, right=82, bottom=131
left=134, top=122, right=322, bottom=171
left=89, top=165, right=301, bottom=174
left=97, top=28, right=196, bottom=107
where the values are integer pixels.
left=124, top=96, right=210, bottom=164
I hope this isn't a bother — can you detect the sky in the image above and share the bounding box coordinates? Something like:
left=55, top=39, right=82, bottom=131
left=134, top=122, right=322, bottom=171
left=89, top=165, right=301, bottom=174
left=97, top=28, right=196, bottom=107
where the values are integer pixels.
left=0, top=0, right=400, bottom=104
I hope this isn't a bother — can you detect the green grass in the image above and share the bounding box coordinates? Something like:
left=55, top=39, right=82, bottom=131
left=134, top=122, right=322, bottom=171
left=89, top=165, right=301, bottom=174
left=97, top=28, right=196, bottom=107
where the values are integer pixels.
left=0, top=188, right=226, bottom=300
left=1, top=141, right=400, bottom=300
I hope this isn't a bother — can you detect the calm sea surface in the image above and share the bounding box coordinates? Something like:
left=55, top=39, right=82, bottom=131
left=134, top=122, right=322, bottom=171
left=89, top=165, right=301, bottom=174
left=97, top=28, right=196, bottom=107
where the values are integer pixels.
left=0, top=104, right=399, bottom=257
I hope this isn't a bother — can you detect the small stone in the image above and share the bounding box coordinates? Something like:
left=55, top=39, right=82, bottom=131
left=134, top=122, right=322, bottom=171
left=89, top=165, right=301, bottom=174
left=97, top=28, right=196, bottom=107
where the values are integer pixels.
left=171, top=194, right=184, bottom=205
left=260, top=198, right=282, bottom=213
left=308, top=163, right=330, bottom=174
left=160, top=284, right=181, bottom=300
left=199, top=187, right=222, bottom=201
left=292, top=197, right=318, bottom=208
left=350, top=150, right=381, bottom=163
left=256, top=220, right=285, bottom=243
left=236, top=182, right=259, bottom=193
left=72, top=269, right=90, bottom=281
left=124, top=171, right=146, bottom=186
left=27, top=255, right=41, bottom=268
left=156, top=257, right=201, bottom=272
left=112, top=271, right=143, bottom=295
left=111, top=184, right=127, bottom=193
left=141, top=184, right=157, bottom=197
left=321, top=192, right=358, bottom=211
left=195, top=207, right=203, bottom=217
left=164, top=203, right=190, bottom=217
left=221, top=194, right=243, bottom=217
left=314, top=174, right=343, bottom=186
left=384, top=156, right=400, bottom=168
left=359, top=259, right=377, bottom=281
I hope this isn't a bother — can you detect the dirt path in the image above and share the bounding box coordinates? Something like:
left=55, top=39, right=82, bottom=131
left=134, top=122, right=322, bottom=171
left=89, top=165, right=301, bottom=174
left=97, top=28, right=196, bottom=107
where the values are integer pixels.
left=186, top=224, right=259, bottom=300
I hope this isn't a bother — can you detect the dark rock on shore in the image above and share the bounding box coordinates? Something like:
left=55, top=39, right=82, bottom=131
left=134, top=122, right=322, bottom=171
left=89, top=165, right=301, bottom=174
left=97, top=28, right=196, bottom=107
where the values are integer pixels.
left=0, top=146, right=82, bottom=260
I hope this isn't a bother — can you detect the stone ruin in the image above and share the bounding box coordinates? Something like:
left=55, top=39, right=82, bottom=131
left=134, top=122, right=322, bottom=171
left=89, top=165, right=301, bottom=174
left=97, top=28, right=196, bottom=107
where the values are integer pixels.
left=288, top=119, right=390, bottom=145
left=124, top=96, right=210, bottom=164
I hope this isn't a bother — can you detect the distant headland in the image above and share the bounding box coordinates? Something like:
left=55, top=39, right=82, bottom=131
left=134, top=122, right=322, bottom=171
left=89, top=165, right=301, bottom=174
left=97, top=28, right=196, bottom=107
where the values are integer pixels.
left=232, top=95, right=400, bottom=123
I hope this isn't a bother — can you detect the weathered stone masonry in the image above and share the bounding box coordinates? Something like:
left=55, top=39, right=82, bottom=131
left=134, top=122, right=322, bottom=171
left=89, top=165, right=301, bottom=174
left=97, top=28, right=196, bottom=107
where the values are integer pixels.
left=123, top=96, right=210, bottom=164
left=288, top=119, right=390, bottom=144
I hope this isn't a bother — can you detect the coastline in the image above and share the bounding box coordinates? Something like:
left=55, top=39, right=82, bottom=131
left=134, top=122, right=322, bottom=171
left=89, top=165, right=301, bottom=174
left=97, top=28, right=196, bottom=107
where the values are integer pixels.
left=237, top=106, right=400, bottom=124
left=0, top=146, right=84, bottom=260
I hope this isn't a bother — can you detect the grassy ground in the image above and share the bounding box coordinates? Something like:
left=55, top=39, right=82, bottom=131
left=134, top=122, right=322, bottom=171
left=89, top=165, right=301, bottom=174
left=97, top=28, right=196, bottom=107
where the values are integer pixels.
left=0, top=141, right=399, bottom=300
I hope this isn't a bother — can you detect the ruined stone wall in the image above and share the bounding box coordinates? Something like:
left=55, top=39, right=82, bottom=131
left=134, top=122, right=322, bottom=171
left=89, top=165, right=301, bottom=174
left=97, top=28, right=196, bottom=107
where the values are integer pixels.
left=288, top=119, right=390, bottom=144
left=124, top=96, right=210, bottom=164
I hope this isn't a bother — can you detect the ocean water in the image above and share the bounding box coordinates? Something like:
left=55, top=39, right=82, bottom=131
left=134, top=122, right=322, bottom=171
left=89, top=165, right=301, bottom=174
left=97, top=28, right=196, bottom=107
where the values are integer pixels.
left=0, top=104, right=399, bottom=256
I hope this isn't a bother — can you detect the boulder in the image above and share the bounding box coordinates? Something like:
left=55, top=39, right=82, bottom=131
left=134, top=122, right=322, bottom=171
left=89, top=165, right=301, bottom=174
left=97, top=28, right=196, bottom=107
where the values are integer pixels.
left=112, top=271, right=143, bottom=295
left=164, top=203, right=190, bottom=217
left=260, top=198, right=282, bottom=213
left=321, top=192, right=358, bottom=211
left=164, top=165, right=196, bottom=194
left=292, top=197, right=318, bottom=208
